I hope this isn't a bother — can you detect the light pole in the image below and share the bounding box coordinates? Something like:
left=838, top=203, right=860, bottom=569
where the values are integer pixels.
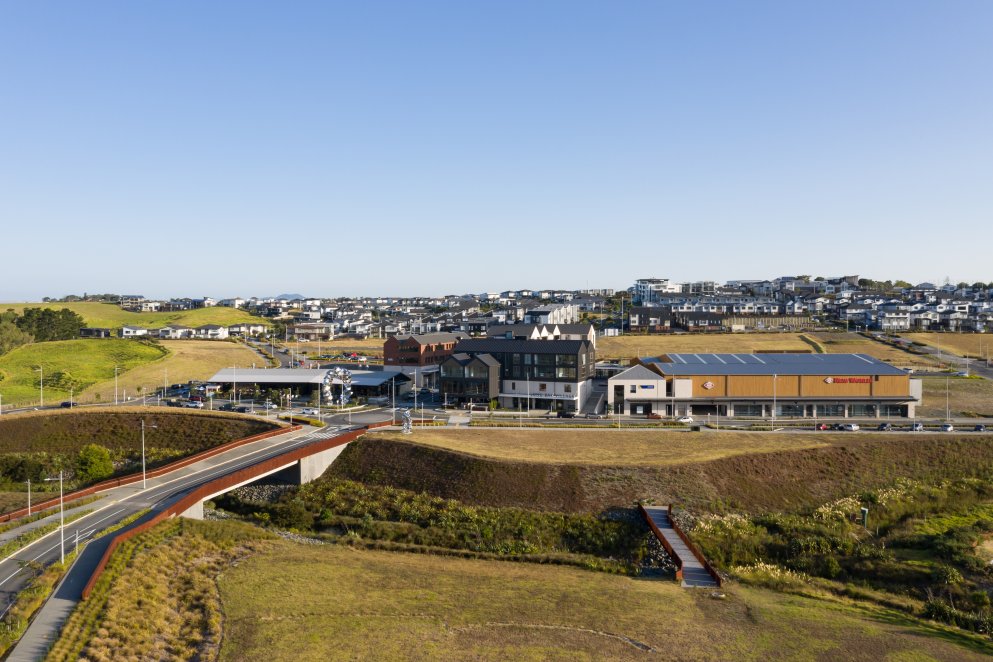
left=946, top=375, right=950, bottom=422
left=34, top=365, right=44, bottom=407
left=44, top=471, right=64, bottom=563
left=140, top=420, right=157, bottom=489
left=26, top=479, right=30, bottom=516
left=772, top=373, right=777, bottom=430
left=114, top=365, right=120, bottom=405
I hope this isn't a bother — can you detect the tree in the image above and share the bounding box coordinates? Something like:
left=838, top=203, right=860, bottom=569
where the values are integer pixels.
left=76, top=444, right=114, bottom=483
left=0, top=320, right=33, bottom=355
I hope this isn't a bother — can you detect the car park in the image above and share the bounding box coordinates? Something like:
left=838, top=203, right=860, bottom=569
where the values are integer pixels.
left=940, top=423, right=954, bottom=432
left=877, top=423, right=893, bottom=431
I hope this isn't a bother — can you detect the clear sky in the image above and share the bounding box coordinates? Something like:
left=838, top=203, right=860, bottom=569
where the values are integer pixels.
left=1, top=1, right=991, bottom=300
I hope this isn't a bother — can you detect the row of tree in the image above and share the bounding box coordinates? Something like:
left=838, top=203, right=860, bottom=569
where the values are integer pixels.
left=0, top=307, right=86, bottom=356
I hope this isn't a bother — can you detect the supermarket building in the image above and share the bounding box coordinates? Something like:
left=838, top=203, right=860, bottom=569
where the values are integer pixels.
left=608, top=353, right=922, bottom=419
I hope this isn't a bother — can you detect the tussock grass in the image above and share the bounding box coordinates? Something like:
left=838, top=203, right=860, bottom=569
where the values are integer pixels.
left=597, top=332, right=812, bottom=360
left=48, top=519, right=272, bottom=662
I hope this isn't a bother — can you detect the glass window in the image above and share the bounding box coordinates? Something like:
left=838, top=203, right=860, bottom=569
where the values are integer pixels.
left=539, top=383, right=547, bottom=392
left=564, top=384, right=572, bottom=393
left=630, top=385, right=636, bottom=393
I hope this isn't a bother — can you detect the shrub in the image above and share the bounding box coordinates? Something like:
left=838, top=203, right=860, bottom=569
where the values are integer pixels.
left=76, top=444, right=114, bottom=483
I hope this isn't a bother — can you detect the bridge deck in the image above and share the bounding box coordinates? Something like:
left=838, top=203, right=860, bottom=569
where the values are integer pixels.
left=642, top=506, right=718, bottom=588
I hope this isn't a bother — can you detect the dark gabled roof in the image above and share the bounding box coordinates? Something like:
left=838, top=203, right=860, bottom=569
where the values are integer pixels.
left=446, top=352, right=500, bottom=367
left=555, top=324, right=595, bottom=334
left=392, top=332, right=467, bottom=345
left=455, top=338, right=590, bottom=354
left=640, top=353, right=907, bottom=377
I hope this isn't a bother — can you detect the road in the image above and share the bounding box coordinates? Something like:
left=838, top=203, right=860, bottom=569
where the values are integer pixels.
left=5, top=423, right=353, bottom=661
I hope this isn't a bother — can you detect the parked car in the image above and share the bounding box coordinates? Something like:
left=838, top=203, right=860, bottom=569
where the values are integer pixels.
left=814, top=423, right=830, bottom=430
left=585, top=413, right=605, bottom=419
left=646, top=413, right=662, bottom=419
left=301, top=408, right=319, bottom=416
left=60, top=401, right=74, bottom=408
left=840, top=423, right=860, bottom=431
left=676, top=416, right=694, bottom=423
left=975, top=424, right=987, bottom=432
left=219, top=402, right=236, bottom=411
left=910, top=422, right=924, bottom=431
left=166, top=399, right=183, bottom=408
left=556, top=411, right=576, bottom=419
left=877, top=422, right=893, bottom=431
left=189, top=395, right=204, bottom=402
left=183, top=400, right=204, bottom=409
left=940, top=423, right=954, bottom=432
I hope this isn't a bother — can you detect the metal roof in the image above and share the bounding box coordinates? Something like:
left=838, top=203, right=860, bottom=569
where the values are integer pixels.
left=455, top=338, right=590, bottom=354
left=207, top=368, right=407, bottom=386
left=613, top=364, right=666, bottom=381
left=640, top=353, right=908, bottom=376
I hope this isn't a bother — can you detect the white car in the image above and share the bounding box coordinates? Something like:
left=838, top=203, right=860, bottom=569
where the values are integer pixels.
left=300, top=408, right=319, bottom=416
left=183, top=400, right=204, bottom=409
left=940, top=423, right=954, bottom=432
left=677, top=416, right=694, bottom=423
left=840, top=423, right=860, bottom=431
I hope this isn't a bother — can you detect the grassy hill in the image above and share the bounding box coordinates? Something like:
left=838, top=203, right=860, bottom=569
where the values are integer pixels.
left=0, top=339, right=167, bottom=406
left=332, top=430, right=993, bottom=514
left=0, top=302, right=268, bottom=331
left=51, top=519, right=991, bottom=661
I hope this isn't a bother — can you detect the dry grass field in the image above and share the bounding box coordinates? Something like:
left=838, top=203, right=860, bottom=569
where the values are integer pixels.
left=78, top=340, right=263, bottom=403
left=370, top=428, right=836, bottom=466
left=917, top=376, right=993, bottom=418
left=596, top=333, right=813, bottom=360
left=285, top=337, right=385, bottom=359
left=905, top=333, right=993, bottom=360
left=809, top=332, right=942, bottom=368
left=216, top=541, right=992, bottom=662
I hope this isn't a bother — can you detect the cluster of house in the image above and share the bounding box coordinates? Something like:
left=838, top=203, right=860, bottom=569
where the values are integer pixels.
left=80, top=323, right=268, bottom=340
left=630, top=277, right=993, bottom=334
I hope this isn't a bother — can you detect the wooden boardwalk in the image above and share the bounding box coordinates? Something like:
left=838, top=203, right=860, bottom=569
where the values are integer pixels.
left=641, top=506, right=720, bottom=588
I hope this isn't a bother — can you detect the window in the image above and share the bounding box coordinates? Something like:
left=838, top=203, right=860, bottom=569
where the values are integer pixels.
left=512, top=382, right=516, bottom=390
left=539, top=383, right=547, bottom=392
left=564, top=384, right=572, bottom=393
left=630, top=385, right=636, bottom=393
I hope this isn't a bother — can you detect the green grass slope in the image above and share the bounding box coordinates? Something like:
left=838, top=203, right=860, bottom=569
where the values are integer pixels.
left=0, top=302, right=268, bottom=331
left=0, top=339, right=167, bottom=405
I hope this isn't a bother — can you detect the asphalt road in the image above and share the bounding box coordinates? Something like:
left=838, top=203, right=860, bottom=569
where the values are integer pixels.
left=5, top=423, right=352, bottom=661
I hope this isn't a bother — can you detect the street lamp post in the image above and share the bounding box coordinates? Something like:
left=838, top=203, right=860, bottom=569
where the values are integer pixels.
left=772, top=373, right=777, bottom=430
left=140, top=420, right=157, bottom=489
left=35, top=366, right=44, bottom=407
left=44, top=471, right=64, bottom=563
left=26, top=479, right=30, bottom=516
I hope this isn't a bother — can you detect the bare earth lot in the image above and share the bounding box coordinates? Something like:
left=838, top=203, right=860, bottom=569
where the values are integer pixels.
left=596, top=333, right=813, bottom=360
left=218, top=542, right=991, bottom=661
left=905, top=333, right=993, bottom=360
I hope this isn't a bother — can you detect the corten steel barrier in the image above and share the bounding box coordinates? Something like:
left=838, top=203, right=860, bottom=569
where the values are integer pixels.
left=667, top=504, right=723, bottom=588
left=638, top=504, right=685, bottom=583
left=81, top=424, right=377, bottom=600
left=0, top=425, right=300, bottom=524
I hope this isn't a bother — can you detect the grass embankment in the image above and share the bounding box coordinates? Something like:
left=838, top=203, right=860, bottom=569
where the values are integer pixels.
left=0, top=302, right=267, bottom=332
left=918, top=376, right=993, bottom=418
left=0, top=338, right=166, bottom=406
left=331, top=431, right=993, bottom=514
left=219, top=478, right=648, bottom=574
left=285, top=337, right=384, bottom=359
left=0, top=409, right=279, bottom=513
left=371, top=428, right=829, bottom=466
left=693, top=476, right=993, bottom=638
left=596, top=332, right=813, bottom=360
left=216, top=542, right=991, bottom=661
left=46, top=518, right=991, bottom=661
left=905, top=333, right=993, bottom=360
left=79, top=339, right=265, bottom=404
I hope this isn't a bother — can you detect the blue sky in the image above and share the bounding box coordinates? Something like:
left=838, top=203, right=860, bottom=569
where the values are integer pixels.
left=1, top=1, right=991, bottom=300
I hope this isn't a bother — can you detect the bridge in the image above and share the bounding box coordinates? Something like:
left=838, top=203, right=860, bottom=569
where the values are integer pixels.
left=7, top=419, right=390, bottom=661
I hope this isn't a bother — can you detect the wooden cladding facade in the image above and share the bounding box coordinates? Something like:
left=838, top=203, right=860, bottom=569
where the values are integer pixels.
left=683, top=373, right=910, bottom=399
